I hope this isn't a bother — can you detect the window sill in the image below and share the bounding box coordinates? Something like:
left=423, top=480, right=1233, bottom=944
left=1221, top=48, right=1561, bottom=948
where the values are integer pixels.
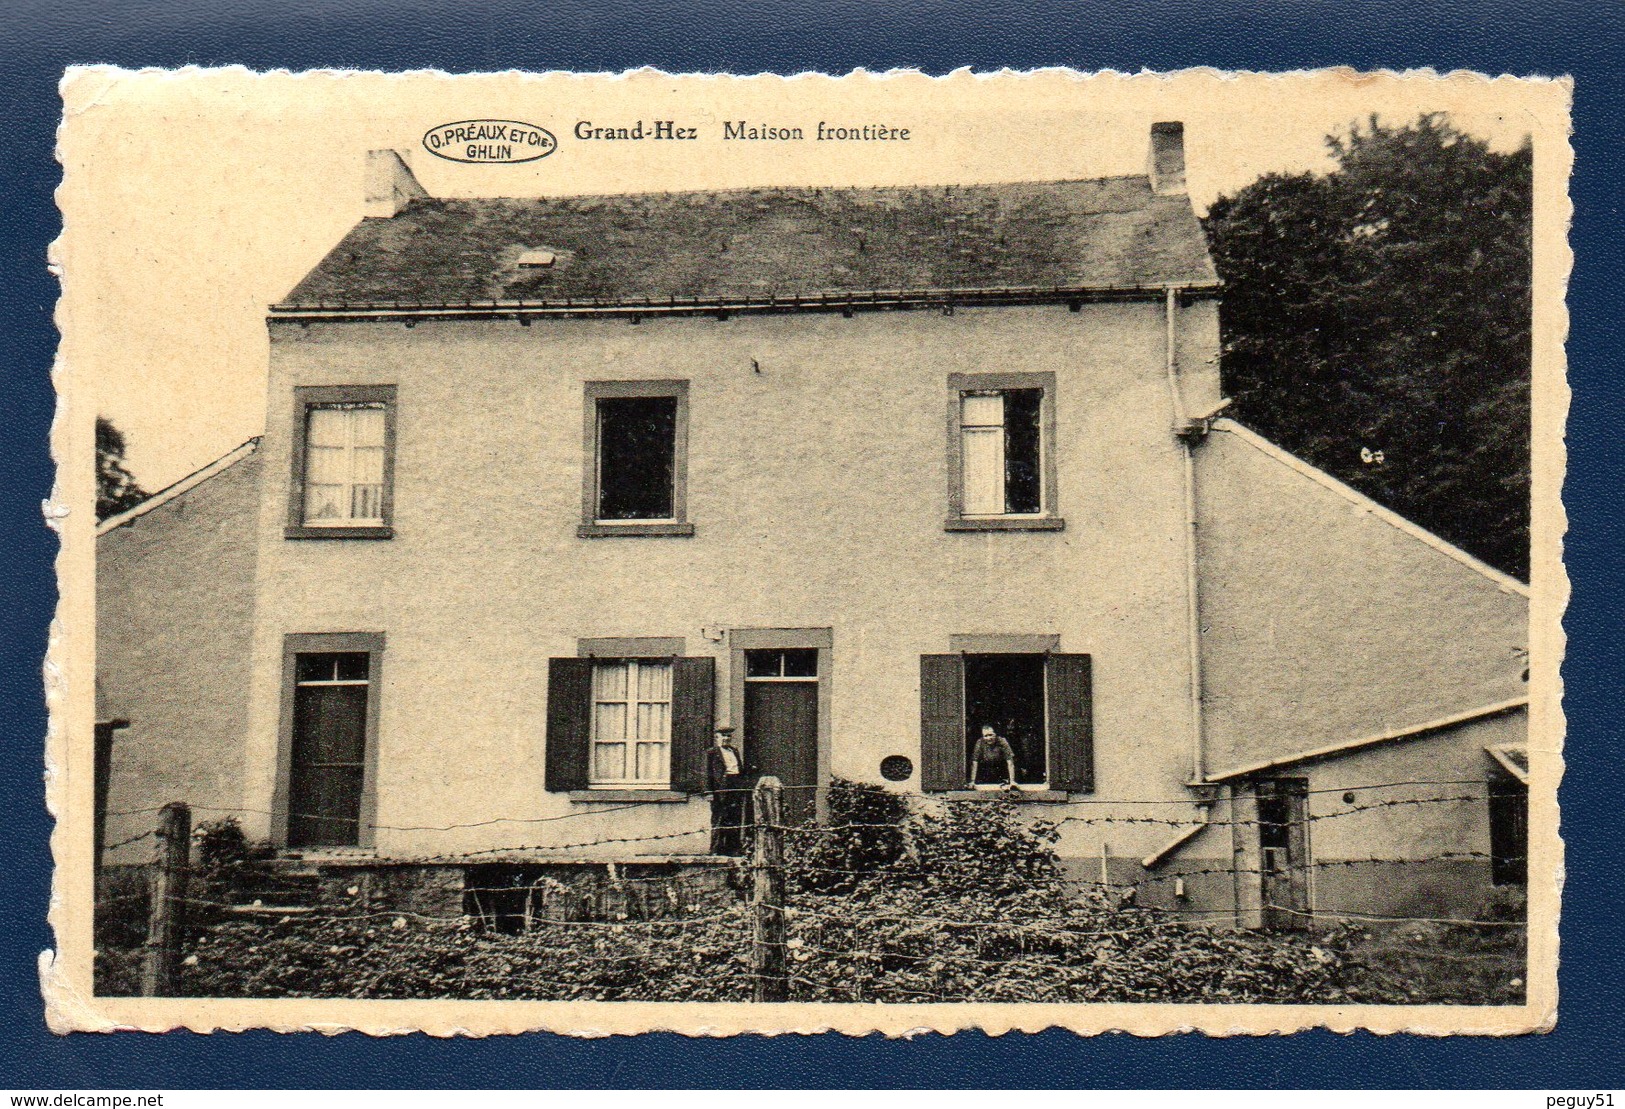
left=944, top=516, right=1065, bottom=533
left=577, top=522, right=696, bottom=539
left=285, top=525, right=394, bottom=541
left=568, top=790, right=692, bottom=803
left=940, top=789, right=1073, bottom=803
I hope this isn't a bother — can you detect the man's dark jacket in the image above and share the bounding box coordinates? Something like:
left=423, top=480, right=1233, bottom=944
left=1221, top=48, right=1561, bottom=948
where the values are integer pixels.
left=707, top=746, right=746, bottom=792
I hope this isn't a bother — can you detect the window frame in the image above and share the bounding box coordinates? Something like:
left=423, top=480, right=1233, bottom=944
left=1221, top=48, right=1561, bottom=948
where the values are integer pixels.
left=271, top=631, right=385, bottom=849
left=920, top=648, right=1092, bottom=798
left=579, top=379, right=694, bottom=538
left=586, top=657, right=676, bottom=789
left=945, top=372, right=1064, bottom=532
left=546, top=652, right=713, bottom=800
left=962, top=652, right=1052, bottom=790
left=285, top=385, right=397, bottom=540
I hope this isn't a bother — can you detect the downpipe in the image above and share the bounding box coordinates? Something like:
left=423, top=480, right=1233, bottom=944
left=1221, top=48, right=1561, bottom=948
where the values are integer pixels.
left=1164, top=286, right=1206, bottom=786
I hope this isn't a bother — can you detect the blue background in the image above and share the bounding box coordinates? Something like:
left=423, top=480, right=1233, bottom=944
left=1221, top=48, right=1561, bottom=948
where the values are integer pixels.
left=2, top=0, right=1620, bottom=1088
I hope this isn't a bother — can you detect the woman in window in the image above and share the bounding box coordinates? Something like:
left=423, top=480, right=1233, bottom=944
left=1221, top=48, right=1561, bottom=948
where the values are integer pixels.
left=970, top=724, right=1018, bottom=787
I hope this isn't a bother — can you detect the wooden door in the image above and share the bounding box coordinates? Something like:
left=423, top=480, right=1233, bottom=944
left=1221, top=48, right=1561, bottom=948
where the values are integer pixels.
left=288, top=657, right=370, bottom=847
left=1257, top=778, right=1310, bottom=930
left=744, top=679, right=819, bottom=825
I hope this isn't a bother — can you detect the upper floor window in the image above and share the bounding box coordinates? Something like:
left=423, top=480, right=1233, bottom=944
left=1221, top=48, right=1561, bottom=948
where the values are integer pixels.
left=961, top=389, right=1042, bottom=515
left=579, top=380, right=694, bottom=538
left=306, top=405, right=386, bottom=524
left=286, top=385, right=396, bottom=540
left=599, top=397, right=677, bottom=519
left=946, top=372, right=1064, bottom=532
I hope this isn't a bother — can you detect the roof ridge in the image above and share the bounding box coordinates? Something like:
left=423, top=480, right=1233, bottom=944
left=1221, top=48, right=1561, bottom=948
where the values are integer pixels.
left=419, top=174, right=1155, bottom=206
left=96, top=436, right=261, bottom=536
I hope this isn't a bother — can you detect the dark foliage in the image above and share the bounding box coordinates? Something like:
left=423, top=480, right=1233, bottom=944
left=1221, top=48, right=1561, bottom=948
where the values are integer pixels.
left=190, top=817, right=278, bottom=924
left=788, top=778, right=909, bottom=894
left=1203, top=114, right=1532, bottom=580
left=136, top=794, right=1522, bottom=1005
left=96, top=416, right=147, bottom=520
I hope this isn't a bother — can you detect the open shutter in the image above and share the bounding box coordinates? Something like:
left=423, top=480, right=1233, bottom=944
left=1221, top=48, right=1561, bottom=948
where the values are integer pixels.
left=920, top=654, right=966, bottom=792
left=669, top=656, right=715, bottom=794
left=1046, top=653, right=1094, bottom=793
left=545, top=657, right=593, bottom=792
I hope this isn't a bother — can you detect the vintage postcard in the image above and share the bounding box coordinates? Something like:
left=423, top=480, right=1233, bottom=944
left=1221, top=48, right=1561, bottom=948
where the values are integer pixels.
left=47, top=66, right=1570, bottom=1037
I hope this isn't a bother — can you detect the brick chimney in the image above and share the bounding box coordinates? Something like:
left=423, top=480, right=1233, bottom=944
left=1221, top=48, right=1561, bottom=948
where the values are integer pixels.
left=365, top=149, right=430, bottom=218
left=1147, top=122, right=1187, bottom=196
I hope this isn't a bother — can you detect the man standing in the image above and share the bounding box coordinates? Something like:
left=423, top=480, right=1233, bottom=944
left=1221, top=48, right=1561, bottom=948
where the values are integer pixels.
left=707, top=726, right=751, bottom=856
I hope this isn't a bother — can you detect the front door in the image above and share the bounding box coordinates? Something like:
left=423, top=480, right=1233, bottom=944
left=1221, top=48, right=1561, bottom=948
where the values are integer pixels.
left=1257, top=777, right=1310, bottom=930
left=287, top=652, right=371, bottom=848
left=743, top=648, right=820, bottom=825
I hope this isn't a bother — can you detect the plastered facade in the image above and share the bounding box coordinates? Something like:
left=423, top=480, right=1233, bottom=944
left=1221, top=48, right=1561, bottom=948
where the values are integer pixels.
left=1195, top=420, right=1530, bottom=776
left=233, top=300, right=1219, bottom=864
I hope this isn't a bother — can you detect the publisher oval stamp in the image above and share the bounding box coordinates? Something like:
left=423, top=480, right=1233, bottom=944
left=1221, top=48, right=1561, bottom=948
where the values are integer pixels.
left=422, top=119, right=556, bottom=163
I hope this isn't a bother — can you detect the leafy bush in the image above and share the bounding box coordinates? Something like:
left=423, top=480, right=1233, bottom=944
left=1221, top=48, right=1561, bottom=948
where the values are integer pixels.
left=159, top=796, right=1526, bottom=1005
left=906, top=794, right=1064, bottom=898
left=788, top=778, right=908, bottom=894
left=190, top=817, right=277, bottom=927
left=93, top=866, right=150, bottom=996
left=183, top=904, right=757, bottom=1002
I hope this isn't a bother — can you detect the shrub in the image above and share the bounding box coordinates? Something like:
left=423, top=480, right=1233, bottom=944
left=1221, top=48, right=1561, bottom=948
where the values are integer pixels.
left=190, top=816, right=276, bottom=926
left=788, top=778, right=908, bottom=894
left=906, top=794, right=1064, bottom=899
left=161, top=795, right=1520, bottom=1005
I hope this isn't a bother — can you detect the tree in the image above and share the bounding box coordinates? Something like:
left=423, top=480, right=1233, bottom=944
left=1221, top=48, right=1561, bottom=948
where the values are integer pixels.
left=97, top=416, right=148, bottom=520
left=1203, top=114, right=1532, bottom=581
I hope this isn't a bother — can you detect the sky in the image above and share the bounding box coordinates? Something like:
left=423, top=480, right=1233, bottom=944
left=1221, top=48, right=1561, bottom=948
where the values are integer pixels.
left=56, top=68, right=1549, bottom=491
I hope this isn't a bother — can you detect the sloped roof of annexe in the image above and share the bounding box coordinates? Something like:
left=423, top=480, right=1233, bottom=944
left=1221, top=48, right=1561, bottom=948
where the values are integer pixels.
left=1209, top=418, right=1531, bottom=598
left=1203, top=697, right=1530, bottom=783
left=276, top=176, right=1218, bottom=311
left=95, top=437, right=261, bottom=537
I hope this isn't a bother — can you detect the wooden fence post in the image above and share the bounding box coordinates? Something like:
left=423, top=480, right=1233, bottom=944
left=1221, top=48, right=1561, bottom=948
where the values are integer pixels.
left=751, top=775, right=788, bottom=1003
left=139, top=801, right=191, bottom=997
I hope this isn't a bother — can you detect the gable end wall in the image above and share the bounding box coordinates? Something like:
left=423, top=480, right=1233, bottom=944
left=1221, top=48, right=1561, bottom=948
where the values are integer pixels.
left=96, top=451, right=264, bottom=860
left=1195, top=422, right=1528, bottom=774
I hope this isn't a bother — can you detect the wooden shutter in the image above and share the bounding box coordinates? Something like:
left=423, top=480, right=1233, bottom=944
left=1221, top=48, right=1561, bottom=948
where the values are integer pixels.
left=544, top=658, right=593, bottom=793
left=1046, top=653, right=1094, bottom=793
left=920, top=654, right=966, bottom=792
left=669, top=656, right=715, bottom=794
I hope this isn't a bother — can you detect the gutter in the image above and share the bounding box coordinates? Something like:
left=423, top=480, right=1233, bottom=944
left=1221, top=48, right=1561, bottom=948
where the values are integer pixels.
left=268, top=280, right=1223, bottom=322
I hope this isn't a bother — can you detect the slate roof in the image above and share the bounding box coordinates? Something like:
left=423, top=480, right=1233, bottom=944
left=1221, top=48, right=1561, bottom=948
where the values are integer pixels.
left=278, top=176, right=1217, bottom=310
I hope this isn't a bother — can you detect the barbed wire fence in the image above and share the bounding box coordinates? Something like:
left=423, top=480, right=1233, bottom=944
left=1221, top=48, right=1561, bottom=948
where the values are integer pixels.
left=95, top=777, right=1527, bottom=1003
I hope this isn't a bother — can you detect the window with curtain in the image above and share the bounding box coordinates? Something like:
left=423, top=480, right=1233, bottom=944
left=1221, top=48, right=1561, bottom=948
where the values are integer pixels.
left=589, top=659, right=673, bottom=787
left=960, top=389, right=1043, bottom=516
left=303, top=403, right=387, bottom=526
